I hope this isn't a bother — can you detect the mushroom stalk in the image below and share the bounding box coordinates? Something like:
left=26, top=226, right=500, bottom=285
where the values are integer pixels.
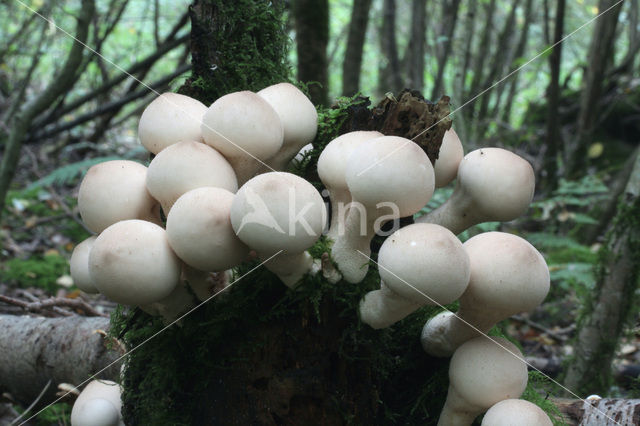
left=359, top=283, right=421, bottom=329
left=262, top=251, right=319, bottom=288
left=415, top=185, right=472, bottom=234
left=325, top=189, right=352, bottom=242
left=437, top=385, right=484, bottom=426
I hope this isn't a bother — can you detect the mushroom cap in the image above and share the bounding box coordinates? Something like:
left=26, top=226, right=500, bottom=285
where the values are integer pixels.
left=166, top=187, right=249, bottom=271
left=89, top=220, right=181, bottom=306
left=70, top=236, right=98, bottom=294
left=78, top=160, right=160, bottom=233
left=145, top=140, right=238, bottom=213
left=138, top=92, right=208, bottom=154
left=201, top=90, right=283, bottom=160
left=257, top=82, right=317, bottom=149
left=71, top=380, right=122, bottom=426
left=230, top=172, right=325, bottom=254
left=434, top=128, right=464, bottom=188
left=450, top=337, right=528, bottom=409
left=71, top=398, right=121, bottom=426
left=481, top=399, right=553, bottom=426
left=317, top=131, right=383, bottom=190
left=379, top=223, right=469, bottom=305
left=457, top=147, right=535, bottom=221
left=461, top=232, right=550, bottom=316
left=345, top=136, right=435, bottom=216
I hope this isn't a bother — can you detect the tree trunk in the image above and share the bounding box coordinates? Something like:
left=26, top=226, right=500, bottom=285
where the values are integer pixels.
left=431, top=0, right=461, bottom=100
left=0, top=315, right=119, bottom=407
left=379, top=0, right=403, bottom=94
left=563, top=149, right=640, bottom=396
left=342, top=0, right=373, bottom=96
left=405, top=0, right=427, bottom=93
left=568, top=0, right=624, bottom=176
left=292, top=0, right=330, bottom=106
left=553, top=397, right=640, bottom=425
left=543, top=0, right=566, bottom=188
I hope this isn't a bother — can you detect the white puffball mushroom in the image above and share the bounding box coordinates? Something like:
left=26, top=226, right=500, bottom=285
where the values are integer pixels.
left=317, top=131, right=383, bottom=241
left=291, top=143, right=313, bottom=166
left=416, top=147, right=535, bottom=234
left=201, top=90, right=283, bottom=185
left=481, top=399, right=553, bottom=426
left=78, top=160, right=161, bottom=233
left=139, top=280, right=197, bottom=324
left=438, top=337, right=528, bottom=426
left=138, top=92, right=208, bottom=154
left=257, top=82, right=318, bottom=170
left=182, top=265, right=231, bottom=302
left=145, top=140, right=238, bottom=214
left=230, top=172, right=326, bottom=287
left=166, top=187, right=249, bottom=272
left=421, top=232, right=550, bottom=357
left=331, top=136, right=435, bottom=283
left=359, top=223, right=470, bottom=329
left=71, top=380, right=123, bottom=426
left=434, top=128, right=464, bottom=188
left=70, top=236, right=98, bottom=294
left=89, top=220, right=181, bottom=306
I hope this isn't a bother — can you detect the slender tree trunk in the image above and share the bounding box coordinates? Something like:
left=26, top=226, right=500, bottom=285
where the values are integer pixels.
left=454, top=0, right=479, bottom=142
left=568, top=0, right=624, bottom=176
left=405, top=0, right=427, bottom=93
left=467, top=0, right=496, bottom=100
left=500, top=0, right=533, bottom=123
left=543, top=0, right=566, bottom=188
left=0, top=0, right=95, bottom=222
left=379, top=0, right=403, bottom=94
left=342, top=0, right=373, bottom=96
left=563, top=149, right=640, bottom=396
left=292, top=0, right=330, bottom=106
left=431, top=0, right=461, bottom=100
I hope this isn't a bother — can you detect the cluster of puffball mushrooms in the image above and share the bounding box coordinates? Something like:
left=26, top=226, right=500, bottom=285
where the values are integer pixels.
left=69, top=82, right=553, bottom=426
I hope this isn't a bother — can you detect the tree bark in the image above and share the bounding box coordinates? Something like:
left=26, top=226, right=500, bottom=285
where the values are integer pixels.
left=569, top=0, right=624, bottom=176
left=342, top=0, right=373, bottom=96
left=553, top=397, right=640, bottom=425
left=0, top=315, right=120, bottom=406
left=431, top=0, right=461, bottom=100
left=405, top=0, right=427, bottom=93
left=292, top=0, right=330, bottom=106
left=0, top=0, right=95, bottom=222
left=379, top=0, right=403, bottom=94
left=543, top=0, right=566, bottom=188
left=563, top=149, right=640, bottom=396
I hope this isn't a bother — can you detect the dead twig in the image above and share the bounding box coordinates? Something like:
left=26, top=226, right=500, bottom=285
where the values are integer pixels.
left=0, top=294, right=108, bottom=317
left=511, top=314, right=574, bottom=342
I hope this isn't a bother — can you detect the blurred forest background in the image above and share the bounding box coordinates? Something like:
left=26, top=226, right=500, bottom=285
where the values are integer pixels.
left=0, top=0, right=639, bottom=423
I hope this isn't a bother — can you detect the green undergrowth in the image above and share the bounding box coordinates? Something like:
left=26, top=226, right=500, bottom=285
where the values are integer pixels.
left=0, top=254, right=68, bottom=293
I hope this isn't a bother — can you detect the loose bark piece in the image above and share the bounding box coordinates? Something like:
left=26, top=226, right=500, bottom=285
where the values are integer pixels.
left=0, top=315, right=121, bottom=406
left=553, top=397, right=640, bottom=426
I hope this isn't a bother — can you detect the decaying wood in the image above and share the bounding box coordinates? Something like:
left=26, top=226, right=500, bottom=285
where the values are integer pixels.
left=553, top=397, right=640, bottom=426
left=0, top=294, right=107, bottom=317
left=0, top=314, right=121, bottom=406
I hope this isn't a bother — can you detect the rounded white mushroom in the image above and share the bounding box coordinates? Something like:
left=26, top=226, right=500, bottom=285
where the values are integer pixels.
left=317, top=131, right=383, bottom=241
left=201, top=90, right=283, bottom=185
left=434, top=128, right=464, bottom=188
left=89, top=220, right=181, bottom=306
left=230, top=172, right=326, bottom=287
left=331, top=136, right=435, bottom=283
left=438, top=337, right=528, bottom=426
left=421, top=232, right=550, bottom=357
left=359, top=223, right=470, bottom=328
left=138, top=92, right=208, bottom=154
left=70, top=380, right=123, bottom=426
left=145, top=140, right=238, bottom=214
left=415, top=147, right=535, bottom=234
left=78, top=160, right=161, bottom=233
left=481, top=399, right=553, bottom=426
left=166, top=187, right=249, bottom=272
left=257, top=82, right=318, bottom=170
left=69, top=236, right=98, bottom=294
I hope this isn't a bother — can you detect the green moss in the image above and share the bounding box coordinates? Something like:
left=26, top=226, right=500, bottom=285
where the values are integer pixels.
left=0, top=254, right=69, bottom=292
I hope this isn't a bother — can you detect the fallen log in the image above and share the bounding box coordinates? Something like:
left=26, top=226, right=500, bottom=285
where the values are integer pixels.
left=553, top=397, right=640, bottom=425
left=0, top=314, right=122, bottom=407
